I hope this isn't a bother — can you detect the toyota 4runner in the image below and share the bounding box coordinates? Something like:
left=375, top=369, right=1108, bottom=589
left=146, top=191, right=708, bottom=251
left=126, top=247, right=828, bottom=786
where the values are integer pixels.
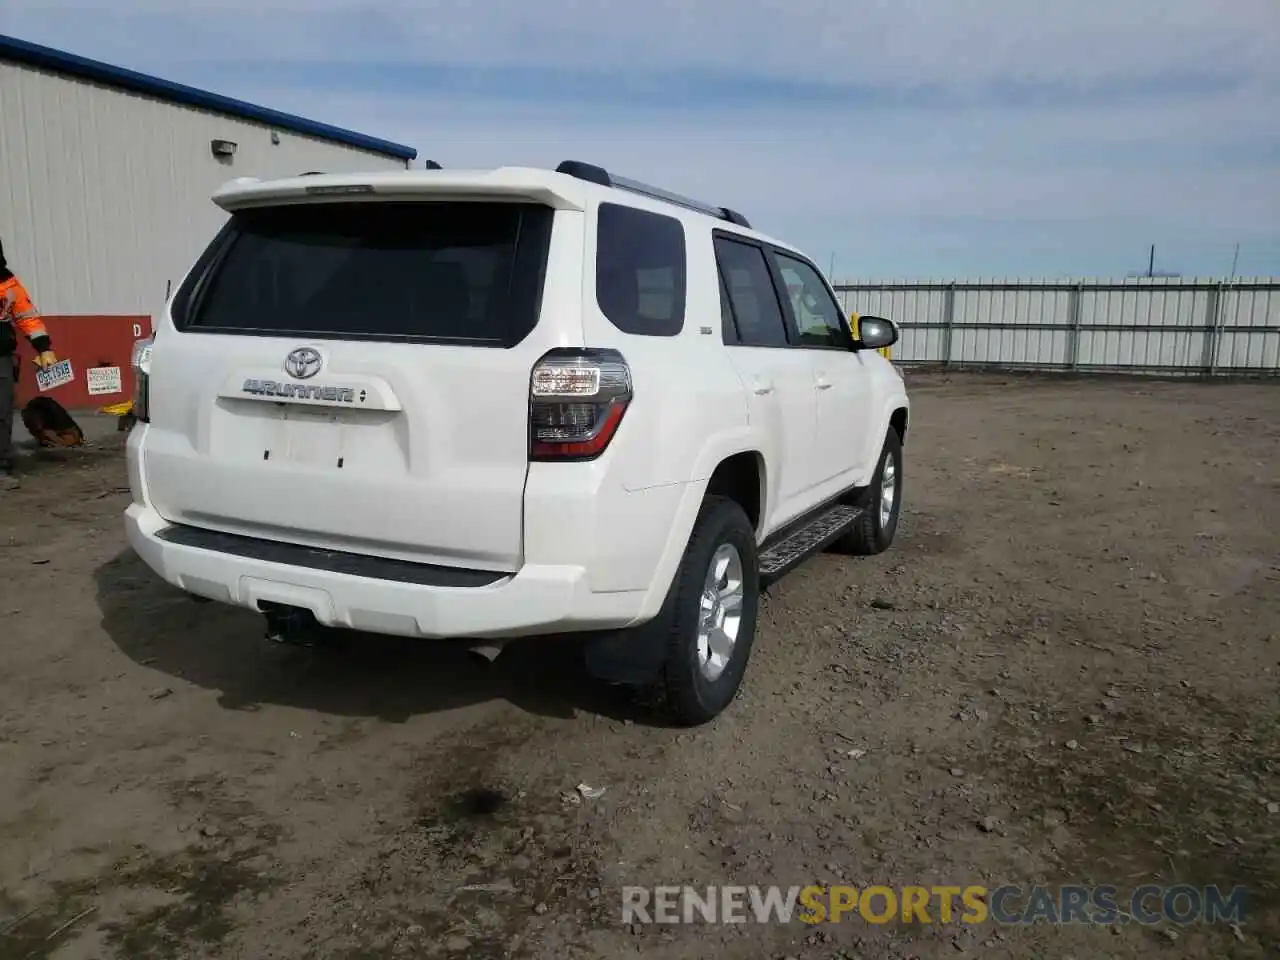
left=124, top=160, right=909, bottom=725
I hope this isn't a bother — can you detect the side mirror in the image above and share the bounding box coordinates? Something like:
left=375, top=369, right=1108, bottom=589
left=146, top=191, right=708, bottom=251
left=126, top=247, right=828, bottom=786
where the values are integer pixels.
left=851, top=315, right=898, bottom=351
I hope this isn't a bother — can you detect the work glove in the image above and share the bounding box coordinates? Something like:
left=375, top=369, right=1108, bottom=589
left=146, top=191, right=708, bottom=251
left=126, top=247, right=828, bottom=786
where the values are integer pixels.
left=33, top=350, right=57, bottom=369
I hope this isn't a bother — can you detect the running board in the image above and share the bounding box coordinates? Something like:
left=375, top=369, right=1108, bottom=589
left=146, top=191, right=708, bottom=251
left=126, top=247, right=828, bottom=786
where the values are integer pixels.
left=758, top=504, right=862, bottom=586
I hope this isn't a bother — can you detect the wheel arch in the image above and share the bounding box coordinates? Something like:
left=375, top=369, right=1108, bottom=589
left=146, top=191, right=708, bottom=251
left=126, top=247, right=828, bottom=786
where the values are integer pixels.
left=634, top=435, right=770, bottom=626
left=890, top=406, right=908, bottom=445
left=860, top=393, right=910, bottom=476
left=704, top=450, right=765, bottom=537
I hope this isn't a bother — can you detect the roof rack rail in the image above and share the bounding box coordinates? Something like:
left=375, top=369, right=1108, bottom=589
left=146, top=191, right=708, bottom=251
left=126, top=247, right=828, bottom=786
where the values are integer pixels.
left=555, top=160, right=751, bottom=229
left=298, top=171, right=325, bottom=176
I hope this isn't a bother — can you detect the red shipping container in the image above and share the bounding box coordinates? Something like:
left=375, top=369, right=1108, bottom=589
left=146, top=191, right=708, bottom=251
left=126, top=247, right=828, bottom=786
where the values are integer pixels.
left=12, top=315, right=153, bottom=411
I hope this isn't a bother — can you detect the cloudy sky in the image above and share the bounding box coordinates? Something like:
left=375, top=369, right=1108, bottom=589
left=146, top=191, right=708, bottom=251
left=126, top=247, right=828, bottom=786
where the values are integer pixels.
left=5, top=1, right=1279, bottom=278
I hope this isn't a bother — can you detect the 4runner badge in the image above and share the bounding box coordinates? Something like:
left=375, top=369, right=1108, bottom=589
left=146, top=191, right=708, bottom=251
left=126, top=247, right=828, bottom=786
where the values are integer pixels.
left=241, top=379, right=358, bottom=402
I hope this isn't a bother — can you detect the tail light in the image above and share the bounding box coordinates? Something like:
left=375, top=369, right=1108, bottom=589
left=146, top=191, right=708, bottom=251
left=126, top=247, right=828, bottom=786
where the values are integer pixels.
left=131, top=336, right=153, bottom=422
left=529, top=348, right=632, bottom=461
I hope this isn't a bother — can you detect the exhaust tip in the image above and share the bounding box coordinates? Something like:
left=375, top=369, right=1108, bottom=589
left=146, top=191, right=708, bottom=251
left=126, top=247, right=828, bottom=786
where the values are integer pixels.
left=467, top=642, right=506, bottom=663
left=262, top=602, right=323, bottom=647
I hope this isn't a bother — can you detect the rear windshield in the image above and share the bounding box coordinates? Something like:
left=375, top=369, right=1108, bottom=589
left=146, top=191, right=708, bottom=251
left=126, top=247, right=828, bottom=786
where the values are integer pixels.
left=174, top=200, right=554, bottom=346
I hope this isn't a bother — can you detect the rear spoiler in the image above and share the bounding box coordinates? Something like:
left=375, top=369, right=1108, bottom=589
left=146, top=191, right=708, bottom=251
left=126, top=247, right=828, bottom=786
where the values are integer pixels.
left=297, top=161, right=442, bottom=176
left=212, top=165, right=586, bottom=213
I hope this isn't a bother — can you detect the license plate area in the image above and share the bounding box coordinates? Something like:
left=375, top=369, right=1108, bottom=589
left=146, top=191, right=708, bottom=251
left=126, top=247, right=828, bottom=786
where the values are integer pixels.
left=208, top=396, right=408, bottom=473
left=273, top=405, right=345, bottom=467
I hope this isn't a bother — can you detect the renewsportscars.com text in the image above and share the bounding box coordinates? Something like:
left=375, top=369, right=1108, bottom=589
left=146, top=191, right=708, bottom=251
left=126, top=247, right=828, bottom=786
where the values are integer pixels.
left=621, top=884, right=1247, bottom=927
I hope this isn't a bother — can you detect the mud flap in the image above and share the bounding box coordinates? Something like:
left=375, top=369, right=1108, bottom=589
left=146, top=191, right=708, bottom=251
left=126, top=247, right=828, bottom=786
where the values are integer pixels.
left=583, top=487, right=704, bottom=686
left=582, top=566, right=682, bottom=686
left=582, top=619, right=669, bottom=685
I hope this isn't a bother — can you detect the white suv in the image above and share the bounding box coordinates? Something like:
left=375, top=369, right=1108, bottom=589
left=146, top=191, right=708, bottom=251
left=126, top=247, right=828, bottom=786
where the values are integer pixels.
left=124, top=160, right=909, bottom=725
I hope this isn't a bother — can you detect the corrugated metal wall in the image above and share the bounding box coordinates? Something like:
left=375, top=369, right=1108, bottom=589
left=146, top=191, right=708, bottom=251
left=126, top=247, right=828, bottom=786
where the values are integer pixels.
left=837, top=279, right=1280, bottom=376
left=0, top=61, right=407, bottom=319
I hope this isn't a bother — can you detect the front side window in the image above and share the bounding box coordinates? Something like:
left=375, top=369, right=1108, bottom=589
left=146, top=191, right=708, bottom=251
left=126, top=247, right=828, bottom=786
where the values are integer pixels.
left=774, top=253, right=847, bottom=348
left=596, top=203, right=687, bottom=336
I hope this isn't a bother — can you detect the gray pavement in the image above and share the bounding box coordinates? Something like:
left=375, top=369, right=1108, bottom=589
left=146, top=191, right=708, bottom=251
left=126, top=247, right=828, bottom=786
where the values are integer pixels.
left=11, top=409, right=124, bottom=450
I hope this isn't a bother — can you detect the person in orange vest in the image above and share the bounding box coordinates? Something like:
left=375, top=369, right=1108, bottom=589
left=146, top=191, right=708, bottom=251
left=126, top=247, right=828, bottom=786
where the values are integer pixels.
left=1, top=238, right=59, bottom=487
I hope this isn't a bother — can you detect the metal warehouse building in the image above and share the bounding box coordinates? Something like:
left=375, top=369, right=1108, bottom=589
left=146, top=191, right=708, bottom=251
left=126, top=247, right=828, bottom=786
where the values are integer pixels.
left=0, top=33, right=418, bottom=408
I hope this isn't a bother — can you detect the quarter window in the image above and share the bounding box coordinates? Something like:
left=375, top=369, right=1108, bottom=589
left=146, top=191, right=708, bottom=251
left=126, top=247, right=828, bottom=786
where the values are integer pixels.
left=596, top=203, right=687, bottom=336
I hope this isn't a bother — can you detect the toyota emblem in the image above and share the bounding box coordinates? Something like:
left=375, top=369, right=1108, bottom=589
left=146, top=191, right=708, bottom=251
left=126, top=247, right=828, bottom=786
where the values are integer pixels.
left=284, top=347, right=323, bottom=380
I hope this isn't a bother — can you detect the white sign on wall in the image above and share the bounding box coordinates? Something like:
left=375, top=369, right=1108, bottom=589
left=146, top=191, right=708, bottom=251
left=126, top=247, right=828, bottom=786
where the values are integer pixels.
left=87, top=365, right=124, bottom=396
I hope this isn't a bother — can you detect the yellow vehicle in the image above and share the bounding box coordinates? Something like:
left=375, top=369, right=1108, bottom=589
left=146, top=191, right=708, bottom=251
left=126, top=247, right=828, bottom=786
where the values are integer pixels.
left=99, top=399, right=138, bottom=431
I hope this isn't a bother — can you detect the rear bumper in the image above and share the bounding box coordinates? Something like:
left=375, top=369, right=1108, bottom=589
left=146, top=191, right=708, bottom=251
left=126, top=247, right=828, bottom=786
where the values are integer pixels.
left=124, top=503, right=647, bottom=639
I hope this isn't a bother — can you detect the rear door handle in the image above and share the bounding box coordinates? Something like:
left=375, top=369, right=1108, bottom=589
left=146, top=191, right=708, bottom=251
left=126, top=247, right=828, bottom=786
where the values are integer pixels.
left=816, top=374, right=833, bottom=390
left=752, top=378, right=775, bottom=395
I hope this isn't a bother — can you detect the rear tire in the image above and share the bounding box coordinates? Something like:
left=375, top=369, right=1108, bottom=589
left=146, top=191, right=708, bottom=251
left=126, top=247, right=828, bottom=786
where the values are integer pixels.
left=658, top=496, right=760, bottom=726
left=834, top=428, right=903, bottom=556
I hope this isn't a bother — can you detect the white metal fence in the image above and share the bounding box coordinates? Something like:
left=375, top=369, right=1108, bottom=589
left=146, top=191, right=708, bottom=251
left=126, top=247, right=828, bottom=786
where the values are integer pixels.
left=834, top=279, right=1280, bottom=376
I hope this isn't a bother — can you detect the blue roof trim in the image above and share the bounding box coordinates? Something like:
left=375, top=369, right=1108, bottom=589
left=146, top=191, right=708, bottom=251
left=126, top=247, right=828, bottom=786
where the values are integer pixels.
left=0, top=33, right=418, bottom=162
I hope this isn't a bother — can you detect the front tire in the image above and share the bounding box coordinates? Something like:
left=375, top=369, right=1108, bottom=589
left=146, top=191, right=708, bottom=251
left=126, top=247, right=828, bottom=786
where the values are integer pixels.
left=659, top=496, right=760, bottom=726
left=834, top=428, right=903, bottom=556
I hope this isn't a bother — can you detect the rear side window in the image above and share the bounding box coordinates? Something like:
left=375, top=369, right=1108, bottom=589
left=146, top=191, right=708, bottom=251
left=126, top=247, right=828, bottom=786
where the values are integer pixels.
left=714, top=237, right=789, bottom=348
left=595, top=203, right=686, bottom=337
left=174, top=201, right=554, bottom=346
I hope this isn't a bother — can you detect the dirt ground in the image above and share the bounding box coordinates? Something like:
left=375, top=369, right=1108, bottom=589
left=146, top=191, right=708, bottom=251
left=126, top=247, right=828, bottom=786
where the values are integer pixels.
left=1, top=372, right=1277, bottom=960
